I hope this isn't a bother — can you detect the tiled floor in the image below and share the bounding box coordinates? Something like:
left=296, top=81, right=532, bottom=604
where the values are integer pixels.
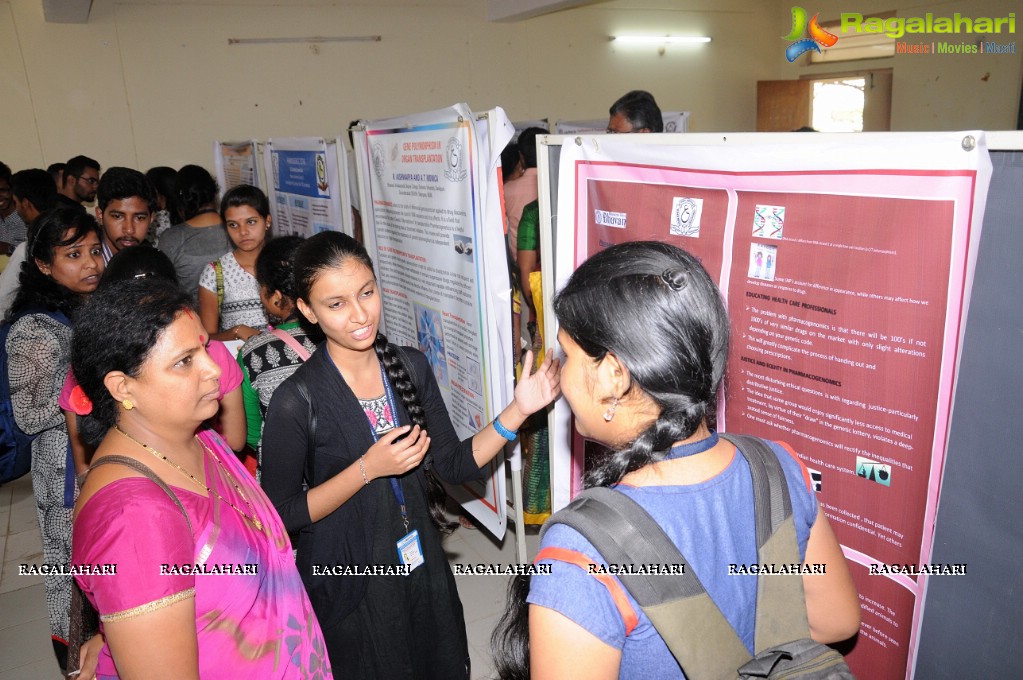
left=0, top=473, right=538, bottom=679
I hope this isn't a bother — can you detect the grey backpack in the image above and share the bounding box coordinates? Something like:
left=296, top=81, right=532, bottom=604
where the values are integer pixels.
left=542, top=434, right=855, bottom=679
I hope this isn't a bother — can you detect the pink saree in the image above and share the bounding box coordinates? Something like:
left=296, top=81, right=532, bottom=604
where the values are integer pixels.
left=72, top=429, right=330, bottom=678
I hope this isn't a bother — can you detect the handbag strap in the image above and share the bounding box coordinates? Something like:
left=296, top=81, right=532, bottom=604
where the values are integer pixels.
left=87, top=454, right=195, bottom=536
left=67, top=454, right=195, bottom=676
left=271, top=326, right=311, bottom=361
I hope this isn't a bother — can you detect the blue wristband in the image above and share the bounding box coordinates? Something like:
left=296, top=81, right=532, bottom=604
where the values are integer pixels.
left=493, top=415, right=518, bottom=441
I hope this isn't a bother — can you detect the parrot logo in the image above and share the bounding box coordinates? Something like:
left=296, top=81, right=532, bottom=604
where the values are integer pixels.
left=783, top=7, right=839, bottom=62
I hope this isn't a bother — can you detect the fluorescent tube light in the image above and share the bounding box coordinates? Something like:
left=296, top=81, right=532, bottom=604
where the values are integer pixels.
left=611, top=35, right=711, bottom=44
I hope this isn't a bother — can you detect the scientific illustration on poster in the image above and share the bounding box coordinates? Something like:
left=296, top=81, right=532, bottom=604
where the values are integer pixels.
left=753, top=203, right=786, bottom=238
left=748, top=242, right=778, bottom=280
left=414, top=302, right=449, bottom=389
left=453, top=234, right=474, bottom=258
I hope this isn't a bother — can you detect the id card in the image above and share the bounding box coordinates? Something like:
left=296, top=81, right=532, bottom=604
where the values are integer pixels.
left=397, top=530, right=425, bottom=572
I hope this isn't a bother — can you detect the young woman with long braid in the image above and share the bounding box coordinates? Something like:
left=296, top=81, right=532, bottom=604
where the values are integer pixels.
left=260, top=231, right=560, bottom=679
left=491, top=242, right=859, bottom=679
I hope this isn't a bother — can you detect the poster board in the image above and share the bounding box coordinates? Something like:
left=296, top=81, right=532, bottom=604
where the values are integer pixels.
left=912, top=134, right=1023, bottom=678
left=542, top=131, right=992, bottom=680
left=352, top=104, right=515, bottom=538
left=213, top=140, right=261, bottom=191
left=554, top=111, right=690, bottom=134
left=263, top=137, right=345, bottom=237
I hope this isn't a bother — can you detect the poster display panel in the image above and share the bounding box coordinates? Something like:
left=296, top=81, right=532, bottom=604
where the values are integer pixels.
left=214, top=140, right=261, bottom=191
left=555, top=111, right=690, bottom=134
left=353, top=104, right=514, bottom=537
left=549, top=132, right=991, bottom=680
left=263, top=137, right=343, bottom=237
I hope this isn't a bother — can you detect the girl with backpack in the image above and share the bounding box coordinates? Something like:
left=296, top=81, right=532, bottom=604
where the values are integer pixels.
left=4, top=207, right=104, bottom=674
left=197, top=184, right=270, bottom=342
left=259, top=231, right=560, bottom=678
left=492, top=241, right=860, bottom=679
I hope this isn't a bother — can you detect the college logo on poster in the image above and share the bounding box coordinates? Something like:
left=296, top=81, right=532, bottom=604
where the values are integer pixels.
left=371, top=143, right=385, bottom=179
left=315, top=152, right=329, bottom=195
left=783, top=6, right=839, bottom=61
left=669, top=197, right=703, bottom=237
left=444, top=138, right=467, bottom=182
left=594, top=209, right=627, bottom=228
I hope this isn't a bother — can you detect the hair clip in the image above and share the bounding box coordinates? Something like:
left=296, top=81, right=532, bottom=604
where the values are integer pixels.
left=69, top=385, right=93, bottom=416
left=660, top=268, right=688, bottom=291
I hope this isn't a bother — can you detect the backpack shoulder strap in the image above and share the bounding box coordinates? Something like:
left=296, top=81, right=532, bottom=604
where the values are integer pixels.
left=88, top=455, right=194, bottom=539
left=543, top=486, right=750, bottom=679
left=721, top=434, right=812, bottom=651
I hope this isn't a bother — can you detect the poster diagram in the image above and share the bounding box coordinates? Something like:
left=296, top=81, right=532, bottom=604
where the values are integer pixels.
left=753, top=203, right=786, bottom=238
left=414, top=302, right=449, bottom=389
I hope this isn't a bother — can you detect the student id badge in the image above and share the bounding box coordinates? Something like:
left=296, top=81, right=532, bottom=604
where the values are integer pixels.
left=397, top=530, right=425, bottom=572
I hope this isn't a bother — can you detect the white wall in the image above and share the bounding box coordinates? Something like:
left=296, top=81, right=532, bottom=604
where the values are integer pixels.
left=1, top=0, right=1019, bottom=173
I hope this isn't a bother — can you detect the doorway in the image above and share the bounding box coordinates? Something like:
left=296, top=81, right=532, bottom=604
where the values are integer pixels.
left=756, top=69, right=892, bottom=132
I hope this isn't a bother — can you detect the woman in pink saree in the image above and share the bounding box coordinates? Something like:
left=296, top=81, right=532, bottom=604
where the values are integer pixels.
left=69, top=277, right=330, bottom=679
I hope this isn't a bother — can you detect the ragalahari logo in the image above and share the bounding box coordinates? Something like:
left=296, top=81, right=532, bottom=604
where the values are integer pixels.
left=783, top=7, right=839, bottom=61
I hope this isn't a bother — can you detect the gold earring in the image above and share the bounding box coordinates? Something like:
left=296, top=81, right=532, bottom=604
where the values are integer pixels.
left=603, top=397, right=619, bottom=422
left=122, top=399, right=134, bottom=411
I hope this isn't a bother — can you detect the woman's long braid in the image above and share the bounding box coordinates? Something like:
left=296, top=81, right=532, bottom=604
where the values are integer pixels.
left=375, top=333, right=459, bottom=535
left=585, top=402, right=706, bottom=488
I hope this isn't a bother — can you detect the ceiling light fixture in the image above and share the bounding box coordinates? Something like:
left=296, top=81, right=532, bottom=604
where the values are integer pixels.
left=611, top=35, right=711, bottom=45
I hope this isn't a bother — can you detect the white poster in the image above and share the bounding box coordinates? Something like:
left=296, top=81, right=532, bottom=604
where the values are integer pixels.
left=263, top=137, right=343, bottom=237
left=555, top=111, right=690, bottom=134
left=355, top=104, right=514, bottom=537
left=214, top=140, right=261, bottom=191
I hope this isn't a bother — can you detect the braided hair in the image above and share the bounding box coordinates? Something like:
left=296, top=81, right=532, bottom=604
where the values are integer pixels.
left=295, top=230, right=456, bottom=534
left=492, top=241, right=731, bottom=678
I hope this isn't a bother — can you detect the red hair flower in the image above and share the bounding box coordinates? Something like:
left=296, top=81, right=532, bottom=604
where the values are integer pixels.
left=69, top=385, right=93, bottom=416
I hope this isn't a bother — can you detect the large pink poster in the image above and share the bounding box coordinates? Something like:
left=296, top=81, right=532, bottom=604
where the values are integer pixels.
left=550, top=137, right=990, bottom=680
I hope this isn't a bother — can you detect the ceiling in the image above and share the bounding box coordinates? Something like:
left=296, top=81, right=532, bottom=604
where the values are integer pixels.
left=41, top=0, right=607, bottom=24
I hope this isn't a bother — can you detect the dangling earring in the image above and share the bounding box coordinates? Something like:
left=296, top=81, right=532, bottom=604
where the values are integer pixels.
left=122, top=399, right=134, bottom=411
left=603, top=396, right=619, bottom=422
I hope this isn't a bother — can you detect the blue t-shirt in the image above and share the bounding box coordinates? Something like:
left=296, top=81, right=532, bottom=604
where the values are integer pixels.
left=527, top=440, right=817, bottom=679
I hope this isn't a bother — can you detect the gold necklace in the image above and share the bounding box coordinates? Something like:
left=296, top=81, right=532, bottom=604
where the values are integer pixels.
left=113, top=427, right=264, bottom=533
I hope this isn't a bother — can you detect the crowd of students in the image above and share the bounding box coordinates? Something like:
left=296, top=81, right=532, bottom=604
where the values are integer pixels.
left=3, top=109, right=860, bottom=680
left=0, top=154, right=562, bottom=679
